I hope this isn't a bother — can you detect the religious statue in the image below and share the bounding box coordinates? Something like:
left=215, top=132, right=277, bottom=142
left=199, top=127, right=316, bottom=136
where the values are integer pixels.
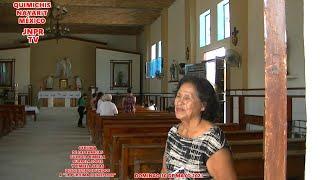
left=45, top=75, right=54, bottom=89
left=231, top=27, right=239, bottom=46
left=55, top=57, right=72, bottom=78
left=75, top=76, right=82, bottom=90
left=170, top=60, right=178, bottom=81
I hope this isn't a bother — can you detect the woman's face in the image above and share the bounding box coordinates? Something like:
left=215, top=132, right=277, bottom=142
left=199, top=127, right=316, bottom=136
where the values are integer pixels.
left=174, top=82, right=204, bottom=121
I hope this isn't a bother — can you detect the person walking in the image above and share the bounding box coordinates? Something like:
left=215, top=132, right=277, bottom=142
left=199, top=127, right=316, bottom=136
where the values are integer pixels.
left=77, top=93, right=87, bottom=128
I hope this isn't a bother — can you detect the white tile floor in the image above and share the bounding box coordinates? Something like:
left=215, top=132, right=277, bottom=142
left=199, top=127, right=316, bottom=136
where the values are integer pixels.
left=0, top=108, right=108, bottom=180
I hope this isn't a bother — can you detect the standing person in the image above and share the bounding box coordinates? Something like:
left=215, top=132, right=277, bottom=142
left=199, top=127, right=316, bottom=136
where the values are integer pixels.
left=96, top=94, right=118, bottom=116
left=122, top=87, right=136, bottom=113
left=95, top=92, right=104, bottom=111
left=161, top=76, right=237, bottom=179
left=90, top=93, right=97, bottom=110
left=77, top=93, right=87, bottom=128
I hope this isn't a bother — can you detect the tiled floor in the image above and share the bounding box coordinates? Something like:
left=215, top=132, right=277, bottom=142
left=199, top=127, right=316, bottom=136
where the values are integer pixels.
left=0, top=108, right=107, bottom=180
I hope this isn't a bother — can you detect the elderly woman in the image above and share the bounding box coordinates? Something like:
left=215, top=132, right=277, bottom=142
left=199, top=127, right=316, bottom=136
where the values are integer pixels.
left=96, top=94, right=118, bottom=116
left=161, top=76, right=236, bottom=179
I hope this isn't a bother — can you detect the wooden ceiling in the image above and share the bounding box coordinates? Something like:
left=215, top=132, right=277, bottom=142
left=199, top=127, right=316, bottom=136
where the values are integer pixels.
left=0, top=0, right=175, bottom=35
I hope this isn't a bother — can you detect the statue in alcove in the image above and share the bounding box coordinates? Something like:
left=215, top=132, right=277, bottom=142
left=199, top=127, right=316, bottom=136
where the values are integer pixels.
left=75, top=76, right=82, bottom=90
left=55, top=57, right=72, bottom=79
left=170, top=59, right=178, bottom=81
left=45, top=75, right=54, bottom=89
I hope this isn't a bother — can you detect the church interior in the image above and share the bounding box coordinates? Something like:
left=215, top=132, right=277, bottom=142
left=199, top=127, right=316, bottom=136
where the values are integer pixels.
left=0, top=0, right=313, bottom=179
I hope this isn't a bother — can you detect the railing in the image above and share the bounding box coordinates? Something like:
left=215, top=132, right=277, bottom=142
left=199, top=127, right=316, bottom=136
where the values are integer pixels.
left=291, top=120, right=306, bottom=138
left=226, top=88, right=306, bottom=130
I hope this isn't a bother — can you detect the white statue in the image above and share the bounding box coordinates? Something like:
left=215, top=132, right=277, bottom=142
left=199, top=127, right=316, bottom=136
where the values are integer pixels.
left=75, top=76, right=82, bottom=90
left=55, top=57, right=72, bottom=78
left=45, top=75, right=54, bottom=89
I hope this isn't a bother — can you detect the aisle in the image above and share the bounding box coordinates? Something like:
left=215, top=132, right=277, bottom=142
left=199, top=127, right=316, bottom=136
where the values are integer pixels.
left=0, top=108, right=97, bottom=180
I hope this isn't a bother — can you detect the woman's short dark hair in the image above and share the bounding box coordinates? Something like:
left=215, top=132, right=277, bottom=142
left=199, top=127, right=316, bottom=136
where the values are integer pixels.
left=176, top=76, right=219, bottom=122
left=127, top=87, right=132, bottom=93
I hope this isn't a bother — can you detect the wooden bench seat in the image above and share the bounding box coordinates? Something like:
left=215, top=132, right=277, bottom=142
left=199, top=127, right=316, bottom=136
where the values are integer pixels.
left=102, top=124, right=173, bottom=153
left=234, top=150, right=305, bottom=179
left=120, top=144, right=166, bottom=179
left=110, top=132, right=168, bottom=174
left=0, top=105, right=25, bottom=137
left=229, top=138, right=306, bottom=153
left=131, top=150, right=305, bottom=180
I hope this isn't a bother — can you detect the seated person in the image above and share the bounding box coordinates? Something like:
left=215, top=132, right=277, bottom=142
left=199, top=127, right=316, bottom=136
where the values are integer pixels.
left=96, top=94, right=118, bottom=116
left=147, top=100, right=156, bottom=110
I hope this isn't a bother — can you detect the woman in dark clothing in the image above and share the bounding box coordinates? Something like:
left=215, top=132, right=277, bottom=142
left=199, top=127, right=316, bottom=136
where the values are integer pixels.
left=77, top=93, right=87, bottom=128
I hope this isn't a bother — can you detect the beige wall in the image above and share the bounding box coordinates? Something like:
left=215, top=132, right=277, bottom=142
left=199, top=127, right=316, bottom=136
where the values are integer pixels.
left=96, top=48, right=140, bottom=93
left=286, top=0, right=305, bottom=87
left=0, top=47, right=30, bottom=93
left=30, top=38, right=106, bottom=100
left=248, top=0, right=265, bottom=88
left=149, top=16, right=163, bottom=93
left=228, top=0, right=248, bottom=89
left=195, top=0, right=247, bottom=89
left=248, top=0, right=305, bottom=88
left=168, top=0, right=186, bottom=93
left=140, top=0, right=305, bottom=92
left=196, top=0, right=230, bottom=62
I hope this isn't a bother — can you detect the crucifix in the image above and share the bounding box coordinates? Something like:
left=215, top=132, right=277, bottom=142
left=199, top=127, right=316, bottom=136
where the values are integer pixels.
left=231, top=27, right=239, bottom=46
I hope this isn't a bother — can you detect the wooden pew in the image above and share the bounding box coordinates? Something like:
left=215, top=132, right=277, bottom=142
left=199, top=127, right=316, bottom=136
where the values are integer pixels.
left=93, top=112, right=178, bottom=146
left=110, top=132, right=168, bottom=174
left=229, top=138, right=306, bottom=153
left=102, top=124, right=173, bottom=153
left=114, top=131, right=262, bottom=179
left=120, top=136, right=304, bottom=179
left=131, top=149, right=305, bottom=180
left=0, top=105, right=25, bottom=136
left=107, top=130, right=262, bottom=175
left=103, top=123, right=244, bottom=153
left=120, top=144, right=166, bottom=180
left=234, top=150, right=305, bottom=179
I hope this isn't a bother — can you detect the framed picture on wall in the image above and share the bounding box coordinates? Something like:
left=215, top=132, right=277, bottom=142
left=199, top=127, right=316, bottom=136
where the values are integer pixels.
left=110, top=60, right=132, bottom=89
left=0, top=59, right=15, bottom=88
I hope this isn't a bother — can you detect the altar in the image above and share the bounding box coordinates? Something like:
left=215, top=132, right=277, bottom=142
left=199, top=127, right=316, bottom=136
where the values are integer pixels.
left=38, top=91, right=81, bottom=107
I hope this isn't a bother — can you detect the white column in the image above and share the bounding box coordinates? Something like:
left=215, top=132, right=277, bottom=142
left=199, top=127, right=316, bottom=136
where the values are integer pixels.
left=304, top=1, right=320, bottom=179
left=65, top=98, right=71, bottom=108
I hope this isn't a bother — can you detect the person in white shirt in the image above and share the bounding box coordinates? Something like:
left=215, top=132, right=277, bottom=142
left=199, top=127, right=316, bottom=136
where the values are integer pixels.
left=147, top=100, right=156, bottom=111
left=95, top=92, right=104, bottom=113
left=97, top=94, right=118, bottom=116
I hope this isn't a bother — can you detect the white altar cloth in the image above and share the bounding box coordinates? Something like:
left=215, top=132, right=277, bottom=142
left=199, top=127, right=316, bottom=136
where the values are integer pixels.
left=38, top=91, right=81, bottom=108
left=38, top=91, right=81, bottom=99
left=25, top=106, right=40, bottom=114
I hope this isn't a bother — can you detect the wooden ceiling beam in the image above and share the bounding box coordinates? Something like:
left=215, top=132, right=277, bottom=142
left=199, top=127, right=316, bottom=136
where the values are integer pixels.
left=62, top=7, right=161, bottom=25
left=0, top=23, right=143, bottom=35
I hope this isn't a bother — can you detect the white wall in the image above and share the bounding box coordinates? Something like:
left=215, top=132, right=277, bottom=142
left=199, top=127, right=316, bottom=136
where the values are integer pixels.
left=248, top=0, right=305, bottom=88
left=168, top=0, right=185, bottom=93
left=196, top=0, right=230, bottom=62
left=149, top=16, right=163, bottom=93
left=96, top=48, right=140, bottom=93
left=0, top=47, right=30, bottom=93
left=286, top=0, right=305, bottom=87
